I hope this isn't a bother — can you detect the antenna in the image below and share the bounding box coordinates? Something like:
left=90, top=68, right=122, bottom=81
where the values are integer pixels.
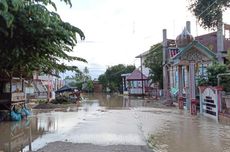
left=196, top=19, right=198, bottom=36
left=132, top=21, right=135, bottom=34
left=173, top=20, right=175, bottom=38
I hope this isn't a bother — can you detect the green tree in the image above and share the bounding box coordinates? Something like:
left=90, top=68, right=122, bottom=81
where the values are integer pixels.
left=83, top=66, right=91, bottom=81
left=98, top=64, right=135, bottom=93
left=98, top=74, right=107, bottom=92
left=75, top=70, right=84, bottom=82
left=0, top=0, right=86, bottom=78
left=189, top=0, right=230, bottom=29
left=69, top=67, right=92, bottom=91
left=227, top=50, right=230, bottom=67
left=87, top=80, right=94, bottom=92
left=144, top=43, right=163, bottom=89
left=197, top=62, right=230, bottom=92
left=83, top=67, right=89, bottom=75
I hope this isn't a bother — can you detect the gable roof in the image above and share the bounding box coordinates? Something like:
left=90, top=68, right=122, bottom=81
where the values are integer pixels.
left=171, top=40, right=216, bottom=65
left=126, top=69, right=148, bottom=80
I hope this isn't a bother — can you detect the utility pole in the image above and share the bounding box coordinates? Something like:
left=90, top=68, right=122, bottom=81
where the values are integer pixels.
left=217, top=13, right=224, bottom=63
left=163, top=29, right=169, bottom=100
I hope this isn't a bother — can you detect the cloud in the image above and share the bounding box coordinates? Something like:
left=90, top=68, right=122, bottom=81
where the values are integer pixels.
left=54, top=0, right=229, bottom=79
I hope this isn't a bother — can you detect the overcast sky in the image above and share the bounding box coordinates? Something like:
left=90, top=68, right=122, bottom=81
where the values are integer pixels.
left=54, top=0, right=230, bottom=79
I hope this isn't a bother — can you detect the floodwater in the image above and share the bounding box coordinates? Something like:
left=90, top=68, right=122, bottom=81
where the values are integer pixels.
left=0, top=93, right=229, bottom=152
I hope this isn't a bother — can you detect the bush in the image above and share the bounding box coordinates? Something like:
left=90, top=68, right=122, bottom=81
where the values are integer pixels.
left=36, top=99, right=47, bottom=104
left=197, top=62, right=230, bottom=92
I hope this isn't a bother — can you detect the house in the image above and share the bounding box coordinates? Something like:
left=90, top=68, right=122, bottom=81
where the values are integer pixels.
left=123, top=69, right=149, bottom=96
left=0, top=77, right=26, bottom=111
left=0, top=72, right=33, bottom=121
left=162, top=21, right=230, bottom=116
left=195, top=25, right=230, bottom=63
left=93, top=80, right=103, bottom=93
left=135, top=50, right=151, bottom=77
left=31, top=71, right=63, bottom=101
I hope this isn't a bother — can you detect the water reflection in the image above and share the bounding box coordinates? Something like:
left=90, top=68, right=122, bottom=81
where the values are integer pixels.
left=0, top=118, right=44, bottom=152
left=0, top=94, right=229, bottom=152
left=84, top=93, right=159, bottom=108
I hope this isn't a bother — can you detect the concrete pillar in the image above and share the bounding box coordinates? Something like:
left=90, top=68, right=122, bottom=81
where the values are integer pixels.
left=185, top=65, right=190, bottom=110
left=178, top=65, right=184, bottom=109
left=163, top=29, right=167, bottom=64
left=189, top=62, right=195, bottom=100
left=189, top=61, right=197, bottom=115
left=186, top=21, right=191, bottom=34
left=162, top=29, right=170, bottom=101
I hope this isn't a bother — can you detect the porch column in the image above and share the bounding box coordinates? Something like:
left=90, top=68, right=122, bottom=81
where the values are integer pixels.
left=122, top=77, right=125, bottom=93
left=189, top=61, right=197, bottom=115
left=178, top=65, right=183, bottom=109
left=185, top=65, right=190, bottom=110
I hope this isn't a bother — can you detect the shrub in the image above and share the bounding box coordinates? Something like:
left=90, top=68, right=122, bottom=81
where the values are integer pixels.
left=197, top=62, right=230, bottom=92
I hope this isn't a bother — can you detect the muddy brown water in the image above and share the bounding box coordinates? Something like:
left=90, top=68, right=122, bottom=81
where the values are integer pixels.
left=0, top=93, right=229, bottom=152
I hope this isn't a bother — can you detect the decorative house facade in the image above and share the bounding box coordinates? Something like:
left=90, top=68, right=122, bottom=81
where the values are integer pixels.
left=163, top=21, right=230, bottom=116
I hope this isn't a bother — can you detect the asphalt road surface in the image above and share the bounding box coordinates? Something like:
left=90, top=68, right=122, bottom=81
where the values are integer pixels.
left=35, top=141, right=153, bottom=152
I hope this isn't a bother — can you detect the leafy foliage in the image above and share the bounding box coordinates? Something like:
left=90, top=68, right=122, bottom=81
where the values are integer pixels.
left=65, top=67, right=93, bottom=91
left=86, top=80, right=94, bottom=92
left=227, top=50, right=230, bottom=68
left=197, top=62, right=230, bottom=91
left=189, top=0, right=230, bottom=29
left=144, top=43, right=163, bottom=89
left=0, top=0, right=86, bottom=78
left=98, top=64, right=135, bottom=93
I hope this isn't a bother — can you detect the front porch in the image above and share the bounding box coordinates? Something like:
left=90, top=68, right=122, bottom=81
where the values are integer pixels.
left=165, top=28, right=216, bottom=115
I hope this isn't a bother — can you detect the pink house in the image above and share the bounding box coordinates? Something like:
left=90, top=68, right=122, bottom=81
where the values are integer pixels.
left=126, top=69, right=149, bottom=96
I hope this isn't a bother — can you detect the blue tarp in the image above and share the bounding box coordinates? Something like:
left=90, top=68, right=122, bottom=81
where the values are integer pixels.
left=11, top=106, right=31, bottom=121
left=11, top=111, right=21, bottom=121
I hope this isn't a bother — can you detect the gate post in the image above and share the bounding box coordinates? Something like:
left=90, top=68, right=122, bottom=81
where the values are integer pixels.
left=191, top=99, right=197, bottom=115
left=199, top=86, right=223, bottom=120
left=178, top=96, right=184, bottom=109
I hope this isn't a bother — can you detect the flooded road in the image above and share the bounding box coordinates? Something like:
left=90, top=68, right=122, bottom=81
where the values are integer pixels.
left=0, top=93, right=229, bottom=152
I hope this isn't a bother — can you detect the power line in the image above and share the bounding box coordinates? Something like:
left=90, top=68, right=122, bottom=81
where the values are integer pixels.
left=197, top=0, right=218, bottom=18
left=194, top=0, right=218, bottom=36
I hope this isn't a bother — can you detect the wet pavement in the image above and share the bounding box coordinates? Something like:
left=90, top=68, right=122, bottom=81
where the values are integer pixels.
left=0, top=93, right=230, bottom=152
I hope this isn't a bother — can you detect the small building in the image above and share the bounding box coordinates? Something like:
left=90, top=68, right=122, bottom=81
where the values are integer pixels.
left=135, top=50, right=150, bottom=77
left=0, top=71, right=33, bottom=121
left=93, top=81, right=103, bottom=93
left=0, top=77, right=26, bottom=111
left=32, top=71, right=63, bottom=100
left=125, top=69, right=149, bottom=96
